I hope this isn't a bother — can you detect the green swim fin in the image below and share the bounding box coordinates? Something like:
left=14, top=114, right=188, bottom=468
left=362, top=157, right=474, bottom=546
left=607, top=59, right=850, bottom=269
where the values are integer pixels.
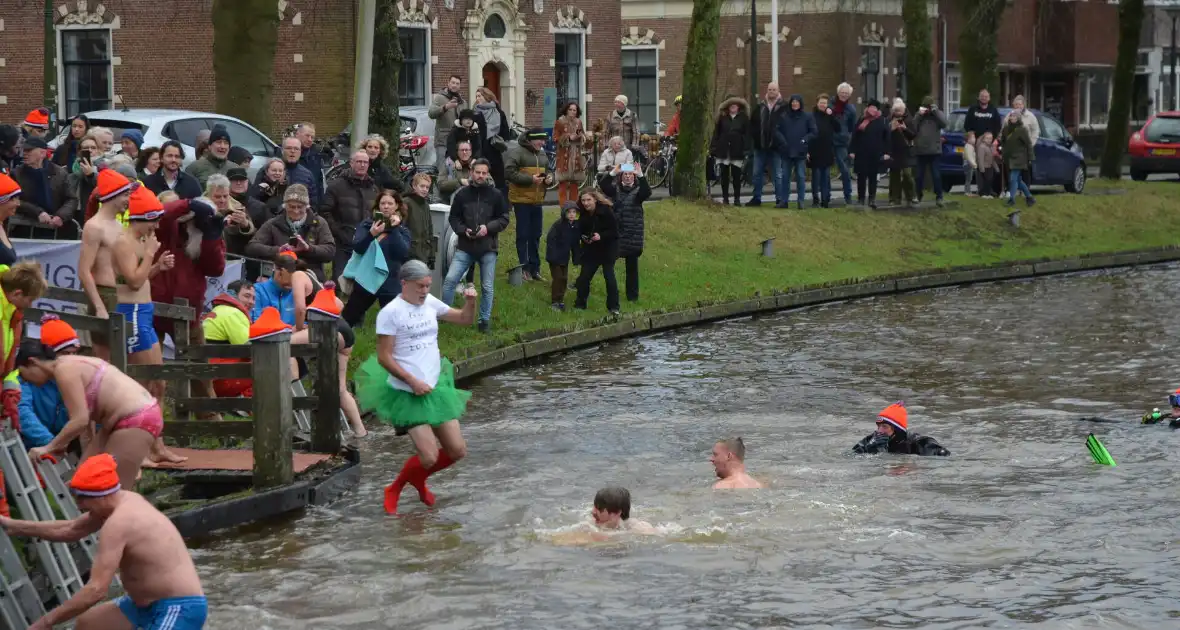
left=1086, top=433, right=1116, bottom=467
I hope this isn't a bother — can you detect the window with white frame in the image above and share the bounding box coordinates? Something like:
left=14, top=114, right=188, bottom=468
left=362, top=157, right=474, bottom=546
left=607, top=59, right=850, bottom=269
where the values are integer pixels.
left=555, top=33, right=584, bottom=111
left=860, top=46, right=883, bottom=102
left=59, top=29, right=112, bottom=117
left=399, top=27, right=430, bottom=107
left=621, top=48, right=658, bottom=133
left=1080, top=70, right=1112, bottom=126
left=945, top=64, right=961, bottom=109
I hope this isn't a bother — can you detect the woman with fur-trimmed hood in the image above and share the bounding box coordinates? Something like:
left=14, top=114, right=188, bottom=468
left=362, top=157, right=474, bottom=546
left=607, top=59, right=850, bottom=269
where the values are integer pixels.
left=709, top=96, right=751, bottom=206
left=445, top=109, right=486, bottom=163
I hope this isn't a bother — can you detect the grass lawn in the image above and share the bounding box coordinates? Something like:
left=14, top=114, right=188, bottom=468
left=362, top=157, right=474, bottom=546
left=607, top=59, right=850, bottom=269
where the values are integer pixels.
left=349, top=179, right=1180, bottom=371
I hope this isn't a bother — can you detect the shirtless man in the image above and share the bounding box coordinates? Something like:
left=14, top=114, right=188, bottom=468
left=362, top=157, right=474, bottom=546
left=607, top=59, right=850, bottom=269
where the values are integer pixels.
left=552, top=487, right=657, bottom=544
left=710, top=437, right=763, bottom=489
left=0, top=453, right=207, bottom=629
left=79, top=168, right=135, bottom=355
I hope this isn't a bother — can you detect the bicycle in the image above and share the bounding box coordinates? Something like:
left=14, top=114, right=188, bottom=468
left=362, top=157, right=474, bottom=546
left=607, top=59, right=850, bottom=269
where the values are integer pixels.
left=645, top=124, right=677, bottom=189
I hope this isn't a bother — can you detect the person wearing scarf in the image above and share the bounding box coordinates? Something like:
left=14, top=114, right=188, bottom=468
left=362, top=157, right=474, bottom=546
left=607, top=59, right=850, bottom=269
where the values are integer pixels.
left=849, top=99, right=889, bottom=208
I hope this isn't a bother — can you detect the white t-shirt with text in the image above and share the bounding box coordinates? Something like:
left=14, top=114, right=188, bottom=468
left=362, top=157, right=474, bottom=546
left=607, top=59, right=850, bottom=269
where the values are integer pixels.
left=375, top=294, right=452, bottom=391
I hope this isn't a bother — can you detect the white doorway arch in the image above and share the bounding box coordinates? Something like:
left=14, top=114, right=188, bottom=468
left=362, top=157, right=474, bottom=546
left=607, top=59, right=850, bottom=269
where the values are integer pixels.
left=464, top=0, right=528, bottom=124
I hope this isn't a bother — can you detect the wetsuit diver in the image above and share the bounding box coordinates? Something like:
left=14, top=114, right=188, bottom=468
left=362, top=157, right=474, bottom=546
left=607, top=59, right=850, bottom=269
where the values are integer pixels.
left=852, top=401, right=950, bottom=456
left=1141, top=388, right=1180, bottom=429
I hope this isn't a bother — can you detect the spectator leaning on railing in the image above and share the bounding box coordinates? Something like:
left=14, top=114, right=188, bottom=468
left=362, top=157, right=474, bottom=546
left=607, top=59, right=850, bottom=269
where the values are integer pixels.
left=246, top=183, right=335, bottom=281
left=12, top=136, right=77, bottom=235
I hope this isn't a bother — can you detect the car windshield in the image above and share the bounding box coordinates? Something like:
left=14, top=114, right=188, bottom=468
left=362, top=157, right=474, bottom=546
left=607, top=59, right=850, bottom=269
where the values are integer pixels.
left=85, top=118, right=148, bottom=140
left=401, top=117, right=417, bottom=135
left=946, top=112, right=967, bottom=133
left=1145, top=116, right=1180, bottom=143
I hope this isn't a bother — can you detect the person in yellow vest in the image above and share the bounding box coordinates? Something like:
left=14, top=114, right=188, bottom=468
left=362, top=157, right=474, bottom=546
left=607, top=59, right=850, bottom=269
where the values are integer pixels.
left=202, top=280, right=255, bottom=398
left=0, top=261, right=49, bottom=516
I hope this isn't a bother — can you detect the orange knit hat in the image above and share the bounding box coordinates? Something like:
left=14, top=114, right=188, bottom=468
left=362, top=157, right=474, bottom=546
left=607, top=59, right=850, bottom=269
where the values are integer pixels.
left=249, top=307, right=293, bottom=341
left=39, top=314, right=80, bottom=352
left=95, top=168, right=135, bottom=202
left=877, top=401, right=908, bottom=433
left=307, top=281, right=341, bottom=319
left=127, top=185, right=164, bottom=221
left=0, top=173, right=21, bottom=204
left=23, top=108, right=50, bottom=129
left=69, top=453, right=121, bottom=497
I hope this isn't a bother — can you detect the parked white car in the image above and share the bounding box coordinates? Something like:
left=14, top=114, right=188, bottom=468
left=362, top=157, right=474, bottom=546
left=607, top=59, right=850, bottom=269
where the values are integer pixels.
left=49, top=109, right=280, bottom=179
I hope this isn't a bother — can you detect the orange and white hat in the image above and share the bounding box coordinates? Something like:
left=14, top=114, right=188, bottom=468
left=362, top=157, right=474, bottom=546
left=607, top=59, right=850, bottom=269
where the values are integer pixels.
left=877, top=402, right=908, bottom=433
left=39, top=314, right=80, bottom=352
left=95, top=167, right=135, bottom=202
left=249, top=307, right=293, bottom=341
left=23, top=108, right=50, bottom=129
left=127, top=185, right=164, bottom=221
left=307, top=281, right=341, bottom=319
left=0, top=173, right=21, bottom=204
left=69, top=453, right=121, bottom=497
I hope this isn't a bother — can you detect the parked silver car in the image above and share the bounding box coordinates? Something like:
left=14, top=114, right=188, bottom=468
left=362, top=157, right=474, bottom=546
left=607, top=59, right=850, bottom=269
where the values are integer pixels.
left=49, top=109, right=279, bottom=178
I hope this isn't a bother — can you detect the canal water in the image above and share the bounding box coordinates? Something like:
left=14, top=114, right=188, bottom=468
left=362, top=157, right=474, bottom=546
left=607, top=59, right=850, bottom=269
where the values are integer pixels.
left=192, top=264, right=1180, bottom=629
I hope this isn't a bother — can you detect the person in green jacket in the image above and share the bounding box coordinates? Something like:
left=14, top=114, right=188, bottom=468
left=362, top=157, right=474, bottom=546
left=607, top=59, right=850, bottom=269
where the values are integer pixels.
left=1000, top=110, right=1035, bottom=208
left=404, top=173, right=437, bottom=268
left=185, top=124, right=234, bottom=189
left=202, top=279, right=255, bottom=398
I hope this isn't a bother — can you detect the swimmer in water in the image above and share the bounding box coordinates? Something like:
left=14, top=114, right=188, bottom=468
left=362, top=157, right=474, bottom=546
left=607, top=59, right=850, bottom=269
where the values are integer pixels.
left=710, top=437, right=763, bottom=489
left=551, top=487, right=657, bottom=544
left=852, top=401, right=950, bottom=456
left=1141, top=388, right=1180, bottom=428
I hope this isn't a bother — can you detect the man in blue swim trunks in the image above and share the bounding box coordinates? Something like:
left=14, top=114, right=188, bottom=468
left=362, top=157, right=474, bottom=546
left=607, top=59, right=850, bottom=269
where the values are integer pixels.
left=0, top=453, right=207, bottom=629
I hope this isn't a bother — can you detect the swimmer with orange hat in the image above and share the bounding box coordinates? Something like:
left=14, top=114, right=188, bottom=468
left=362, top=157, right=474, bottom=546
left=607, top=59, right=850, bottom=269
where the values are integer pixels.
left=1141, top=388, right=1180, bottom=428
left=852, top=401, right=951, bottom=456
left=0, top=453, right=207, bottom=629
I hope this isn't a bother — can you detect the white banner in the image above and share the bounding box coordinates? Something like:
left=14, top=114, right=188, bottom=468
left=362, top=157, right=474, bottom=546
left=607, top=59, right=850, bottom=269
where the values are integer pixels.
left=14, top=239, right=243, bottom=336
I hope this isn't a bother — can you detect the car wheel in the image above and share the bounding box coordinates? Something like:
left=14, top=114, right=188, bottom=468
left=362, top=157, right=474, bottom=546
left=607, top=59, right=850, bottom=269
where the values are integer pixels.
left=1065, top=165, right=1087, bottom=193
left=1130, top=168, right=1147, bottom=182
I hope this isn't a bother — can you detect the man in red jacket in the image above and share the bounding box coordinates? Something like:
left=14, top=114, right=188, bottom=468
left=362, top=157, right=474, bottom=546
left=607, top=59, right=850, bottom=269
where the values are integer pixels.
left=150, top=193, right=226, bottom=409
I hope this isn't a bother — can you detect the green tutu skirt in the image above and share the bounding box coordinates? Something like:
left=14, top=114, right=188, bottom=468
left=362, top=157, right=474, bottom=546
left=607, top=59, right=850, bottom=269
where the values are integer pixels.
left=356, top=356, right=471, bottom=429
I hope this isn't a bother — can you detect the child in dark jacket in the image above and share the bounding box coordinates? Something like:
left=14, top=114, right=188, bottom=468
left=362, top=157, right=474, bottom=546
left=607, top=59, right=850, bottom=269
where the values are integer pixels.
left=546, top=202, right=582, bottom=310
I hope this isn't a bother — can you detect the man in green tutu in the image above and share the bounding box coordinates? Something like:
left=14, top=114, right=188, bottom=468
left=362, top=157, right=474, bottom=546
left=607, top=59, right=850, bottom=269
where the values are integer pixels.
left=356, top=260, right=478, bottom=514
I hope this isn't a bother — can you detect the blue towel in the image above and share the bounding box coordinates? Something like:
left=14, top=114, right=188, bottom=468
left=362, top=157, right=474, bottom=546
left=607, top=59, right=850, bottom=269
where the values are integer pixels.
left=342, top=241, right=389, bottom=294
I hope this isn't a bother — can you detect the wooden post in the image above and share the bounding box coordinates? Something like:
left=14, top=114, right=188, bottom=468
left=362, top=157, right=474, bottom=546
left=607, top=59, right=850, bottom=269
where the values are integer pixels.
left=250, top=331, right=293, bottom=489
left=106, top=313, right=127, bottom=372
left=173, top=298, right=192, bottom=422
left=307, top=314, right=341, bottom=453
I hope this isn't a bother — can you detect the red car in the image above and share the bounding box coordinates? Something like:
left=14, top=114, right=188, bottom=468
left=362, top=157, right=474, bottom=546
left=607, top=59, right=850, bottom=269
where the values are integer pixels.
left=1129, top=111, right=1180, bottom=180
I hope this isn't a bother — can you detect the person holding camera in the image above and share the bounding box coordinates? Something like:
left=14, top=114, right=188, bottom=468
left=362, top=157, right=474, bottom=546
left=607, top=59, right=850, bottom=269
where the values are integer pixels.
left=341, top=190, right=412, bottom=327
left=441, top=159, right=509, bottom=334
left=572, top=188, right=620, bottom=316
left=245, top=184, right=336, bottom=281
left=912, top=96, right=947, bottom=208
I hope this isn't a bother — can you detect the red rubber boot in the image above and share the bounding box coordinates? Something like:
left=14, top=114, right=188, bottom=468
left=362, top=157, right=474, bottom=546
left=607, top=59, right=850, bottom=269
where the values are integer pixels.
left=383, top=456, right=428, bottom=515
left=410, top=451, right=455, bottom=507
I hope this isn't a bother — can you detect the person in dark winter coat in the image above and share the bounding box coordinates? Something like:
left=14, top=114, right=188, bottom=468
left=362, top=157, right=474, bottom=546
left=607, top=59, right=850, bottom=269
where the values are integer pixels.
left=252, top=158, right=290, bottom=218
left=808, top=94, right=841, bottom=208
left=600, top=164, right=649, bottom=302
left=746, top=83, right=787, bottom=206
left=227, top=168, right=272, bottom=279
left=545, top=202, right=582, bottom=310
left=341, top=189, right=412, bottom=326
left=1000, top=110, right=1035, bottom=207
left=832, top=83, right=858, bottom=205
left=775, top=95, right=817, bottom=209
left=573, top=189, right=620, bottom=315
left=911, top=96, right=948, bottom=207
left=245, top=184, right=336, bottom=280
left=474, top=87, right=512, bottom=199
left=887, top=99, right=917, bottom=206
left=710, top=96, right=750, bottom=206
left=963, top=89, right=1003, bottom=142
left=440, top=159, right=510, bottom=332
left=265, top=136, right=319, bottom=207
left=852, top=402, right=950, bottom=457
left=295, top=123, right=326, bottom=208
left=320, top=150, right=379, bottom=283
left=849, top=100, right=889, bottom=208
left=144, top=141, right=203, bottom=200
left=359, top=134, right=405, bottom=193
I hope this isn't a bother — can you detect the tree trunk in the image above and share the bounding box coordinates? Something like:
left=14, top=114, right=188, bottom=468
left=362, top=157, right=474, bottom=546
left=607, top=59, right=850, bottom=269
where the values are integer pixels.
left=371, top=0, right=404, bottom=151
left=212, top=0, right=280, bottom=134
left=1100, top=0, right=1145, bottom=179
left=958, top=0, right=1005, bottom=106
left=672, top=0, right=724, bottom=200
left=902, top=0, right=933, bottom=104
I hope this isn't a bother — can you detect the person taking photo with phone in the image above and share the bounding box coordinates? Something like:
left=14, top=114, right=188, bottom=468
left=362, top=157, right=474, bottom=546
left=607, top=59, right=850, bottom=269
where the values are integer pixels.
left=245, top=184, right=335, bottom=281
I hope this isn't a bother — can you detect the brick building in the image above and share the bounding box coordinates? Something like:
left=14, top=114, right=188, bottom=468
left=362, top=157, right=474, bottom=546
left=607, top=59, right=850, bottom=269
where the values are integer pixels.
left=0, top=0, right=1137, bottom=144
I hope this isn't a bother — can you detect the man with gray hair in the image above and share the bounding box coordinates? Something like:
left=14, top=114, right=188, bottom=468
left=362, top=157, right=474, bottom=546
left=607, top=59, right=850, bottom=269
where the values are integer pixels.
left=832, top=82, right=858, bottom=204
left=320, top=149, right=377, bottom=283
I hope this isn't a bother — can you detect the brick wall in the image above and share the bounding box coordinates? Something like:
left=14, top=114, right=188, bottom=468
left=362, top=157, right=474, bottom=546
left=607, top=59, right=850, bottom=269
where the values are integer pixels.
left=0, top=1, right=50, bottom=121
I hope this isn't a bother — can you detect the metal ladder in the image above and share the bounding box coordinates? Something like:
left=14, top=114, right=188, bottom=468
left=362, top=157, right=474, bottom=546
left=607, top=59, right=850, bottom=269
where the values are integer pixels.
left=290, top=380, right=351, bottom=442
left=0, top=528, right=46, bottom=630
left=34, top=456, right=97, bottom=568
left=0, top=426, right=85, bottom=604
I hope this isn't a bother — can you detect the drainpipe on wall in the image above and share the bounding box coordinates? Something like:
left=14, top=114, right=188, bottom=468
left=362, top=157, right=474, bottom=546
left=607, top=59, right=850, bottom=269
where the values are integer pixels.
left=941, top=16, right=947, bottom=105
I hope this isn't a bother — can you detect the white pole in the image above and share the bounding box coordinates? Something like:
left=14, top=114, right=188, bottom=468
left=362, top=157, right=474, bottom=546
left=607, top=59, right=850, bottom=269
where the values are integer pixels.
left=770, top=0, right=779, bottom=85
left=352, top=0, right=377, bottom=142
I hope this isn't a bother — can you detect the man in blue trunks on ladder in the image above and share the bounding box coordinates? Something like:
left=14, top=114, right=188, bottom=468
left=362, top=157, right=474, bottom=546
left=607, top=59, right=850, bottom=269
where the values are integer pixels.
left=0, top=453, right=207, bottom=629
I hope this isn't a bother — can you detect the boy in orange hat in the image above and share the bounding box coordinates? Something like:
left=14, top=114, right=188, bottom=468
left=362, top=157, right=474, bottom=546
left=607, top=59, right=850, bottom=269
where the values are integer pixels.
left=21, top=107, right=51, bottom=140
left=0, top=453, right=208, bottom=629
left=852, top=401, right=950, bottom=456
left=19, top=314, right=82, bottom=449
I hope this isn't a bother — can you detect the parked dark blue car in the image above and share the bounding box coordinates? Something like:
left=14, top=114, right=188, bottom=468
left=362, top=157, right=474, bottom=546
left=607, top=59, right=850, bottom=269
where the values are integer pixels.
left=938, top=108, right=1087, bottom=193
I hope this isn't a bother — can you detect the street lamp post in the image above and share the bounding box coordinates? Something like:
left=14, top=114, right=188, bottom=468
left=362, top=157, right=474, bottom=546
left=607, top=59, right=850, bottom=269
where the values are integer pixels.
left=750, top=0, right=758, bottom=105
left=1171, top=11, right=1177, bottom=110
left=352, top=0, right=377, bottom=142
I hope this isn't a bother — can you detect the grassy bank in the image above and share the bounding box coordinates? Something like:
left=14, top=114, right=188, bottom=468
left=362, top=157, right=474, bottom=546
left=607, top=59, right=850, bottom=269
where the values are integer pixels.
left=350, top=180, right=1180, bottom=370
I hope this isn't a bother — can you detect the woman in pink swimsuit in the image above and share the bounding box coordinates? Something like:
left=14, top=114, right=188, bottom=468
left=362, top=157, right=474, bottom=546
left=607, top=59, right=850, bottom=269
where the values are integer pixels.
left=18, top=339, right=161, bottom=490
